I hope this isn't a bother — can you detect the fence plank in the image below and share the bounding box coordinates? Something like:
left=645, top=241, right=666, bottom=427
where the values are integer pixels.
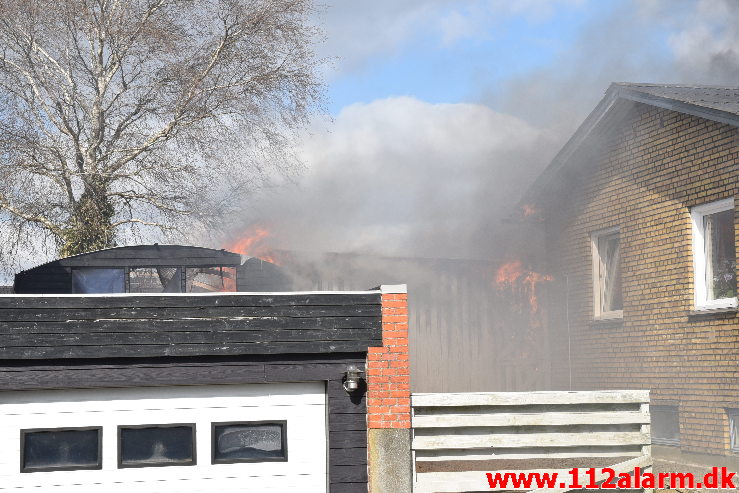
left=415, top=455, right=653, bottom=493
left=412, top=390, right=649, bottom=407
left=527, top=455, right=653, bottom=493
left=415, top=448, right=643, bottom=461
left=413, top=431, right=650, bottom=450
left=413, top=410, right=649, bottom=428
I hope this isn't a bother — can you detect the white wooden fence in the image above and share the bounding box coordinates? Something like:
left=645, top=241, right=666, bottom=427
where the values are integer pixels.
left=412, top=390, right=652, bottom=492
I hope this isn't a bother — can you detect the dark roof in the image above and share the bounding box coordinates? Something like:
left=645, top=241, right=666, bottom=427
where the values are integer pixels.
left=525, top=82, right=739, bottom=201
left=21, top=244, right=242, bottom=270
left=614, top=83, right=739, bottom=117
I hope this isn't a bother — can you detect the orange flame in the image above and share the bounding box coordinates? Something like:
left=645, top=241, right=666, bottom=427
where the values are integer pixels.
left=521, top=203, right=545, bottom=222
left=496, top=259, right=524, bottom=286
left=522, top=204, right=538, bottom=217
left=224, top=225, right=279, bottom=264
left=495, top=260, right=553, bottom=324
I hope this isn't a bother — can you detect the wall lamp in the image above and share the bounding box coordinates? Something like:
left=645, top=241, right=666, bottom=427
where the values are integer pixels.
left=343, top=365, right=364, bottom=393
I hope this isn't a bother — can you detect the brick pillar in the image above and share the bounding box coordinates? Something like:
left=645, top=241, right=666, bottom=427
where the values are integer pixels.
left=366, top=284, right=412, bottom=493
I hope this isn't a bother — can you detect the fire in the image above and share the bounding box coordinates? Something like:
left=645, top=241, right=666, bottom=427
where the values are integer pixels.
left=496, top=259, right=524, bottom=286
left=495, top=260, right=553, bottom=323
left=224, top=225, right=279, bottom=264
left=521, top=203, right=544, bottom=222
left=522, top=204, right=538, bottom=217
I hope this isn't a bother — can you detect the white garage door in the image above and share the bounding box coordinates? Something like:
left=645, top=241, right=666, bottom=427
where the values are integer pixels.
left=0, top=382, right=327, bottom=492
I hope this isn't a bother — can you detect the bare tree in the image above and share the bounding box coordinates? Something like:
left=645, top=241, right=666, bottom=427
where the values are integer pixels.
left=0, top=0, right=323, bottom=262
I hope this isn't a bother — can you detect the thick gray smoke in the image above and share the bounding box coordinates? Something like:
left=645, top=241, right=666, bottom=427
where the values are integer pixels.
left=224, top=98, right=559, bottom=260
left=219, top=0, right=739, bottom=261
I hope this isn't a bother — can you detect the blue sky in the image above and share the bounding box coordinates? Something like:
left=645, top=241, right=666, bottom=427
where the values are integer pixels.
left=322, top=0, right=677, bottom=114
left=326, top=2, right=596, bottom=112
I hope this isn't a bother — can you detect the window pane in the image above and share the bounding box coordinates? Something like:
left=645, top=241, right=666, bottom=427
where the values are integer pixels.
left=185, top=267, right=237, bottom=293
left=704, top=209, right=736, bottom=300
left=22, top=428, right=100, bottom=472
left=72, top=268, right=125, bottom=294
left=730, top=411, right=739, bottom=453
left=651, top=406, right=680, bottom=446
left=213, top=422, right=286, bottom=463
left=129, top=267, right=181, bottom=293
left=119, top=425, right=195, bottom=467
left=598, top=233, right=622, bottom=313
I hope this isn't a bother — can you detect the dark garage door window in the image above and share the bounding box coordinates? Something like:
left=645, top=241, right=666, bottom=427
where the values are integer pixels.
left=119, top=424, right=196, bottom=468
left=21, top=427, right=102, bottom=472
left=212, top=421, right=287, bottom=463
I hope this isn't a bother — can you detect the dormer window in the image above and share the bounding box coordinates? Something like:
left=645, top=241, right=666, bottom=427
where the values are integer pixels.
left=71, top=265, right=236, bottom=294
left=72, top=268, right=125, bottom=294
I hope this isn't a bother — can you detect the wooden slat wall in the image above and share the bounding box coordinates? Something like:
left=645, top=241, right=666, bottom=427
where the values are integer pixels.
left=0, top=293, right=382, bottom=359
left=278, top=252, right=552, bottom=393
left=411, top=390, right=652, bottom=493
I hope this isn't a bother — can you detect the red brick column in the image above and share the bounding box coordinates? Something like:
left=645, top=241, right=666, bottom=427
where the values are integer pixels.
left=366, top=285, right=411, bottom=428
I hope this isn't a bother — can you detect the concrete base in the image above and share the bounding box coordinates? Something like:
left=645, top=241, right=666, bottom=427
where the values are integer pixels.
left=368, top=428, right=413, bottom=493
left=653, top=446, right=739, bottom=493
left=653, top=445, right=739, bottom=471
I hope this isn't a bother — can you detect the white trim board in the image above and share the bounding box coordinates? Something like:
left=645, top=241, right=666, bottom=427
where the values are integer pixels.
left=0, top=290, right=381, bottom=298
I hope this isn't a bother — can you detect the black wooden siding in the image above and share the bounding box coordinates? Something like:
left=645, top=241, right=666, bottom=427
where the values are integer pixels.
left=0, top=354, right=369, bottom=493
left=0, top=293, right=382, bottom=360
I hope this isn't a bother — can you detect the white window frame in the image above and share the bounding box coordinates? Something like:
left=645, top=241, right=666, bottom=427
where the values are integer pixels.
left=729, top=409, right=739, bottom=454
left=691, top=197, right=737, bottom=311
left=591, top=227, right=623, bottom=320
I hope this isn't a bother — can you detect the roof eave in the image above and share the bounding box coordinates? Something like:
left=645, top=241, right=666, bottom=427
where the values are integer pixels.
left=523, top=83, right=739, bottom=204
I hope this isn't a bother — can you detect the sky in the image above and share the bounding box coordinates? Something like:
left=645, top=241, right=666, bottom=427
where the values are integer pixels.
left=220, top=0, right=739, bottom=261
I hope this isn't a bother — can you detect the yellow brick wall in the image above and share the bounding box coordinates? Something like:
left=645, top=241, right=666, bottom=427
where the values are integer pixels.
left=545, top=102, right=739, bottom=457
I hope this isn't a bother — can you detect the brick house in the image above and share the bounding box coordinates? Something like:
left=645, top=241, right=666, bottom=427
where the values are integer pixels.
left=524, top=83, right=738, bottom=469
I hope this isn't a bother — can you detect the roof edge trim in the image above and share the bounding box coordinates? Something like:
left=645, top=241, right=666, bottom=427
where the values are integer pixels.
left=523, top=83, right=739, bottom=202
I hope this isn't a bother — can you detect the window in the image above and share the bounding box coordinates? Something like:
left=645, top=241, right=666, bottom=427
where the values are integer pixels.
left=691, top=198, right=737, bottom=310
left=70, top=265, right=238, bottom=293
left=21, top=427, right=102, bottom=473
left=186, top=267, right=237, bottom=293
left=651, top=405, right=680, bottom=446
left=591, top=228, right=623, bottom=319
left=129, top=267, right=182, bottom=293
left=730, top=409, right=739, bottom=453
left=118, top=424, right=196, bottom=468
left=72, top=268, right=125, bottom=294
left=212, top=421, right=287, bottom=464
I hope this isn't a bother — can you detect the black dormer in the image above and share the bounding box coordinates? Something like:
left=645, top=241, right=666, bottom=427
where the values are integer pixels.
left=14, top=245, right=243, bottom=294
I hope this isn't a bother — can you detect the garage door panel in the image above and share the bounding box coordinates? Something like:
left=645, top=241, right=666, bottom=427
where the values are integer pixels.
left=0, top=383, right=327, bottom=492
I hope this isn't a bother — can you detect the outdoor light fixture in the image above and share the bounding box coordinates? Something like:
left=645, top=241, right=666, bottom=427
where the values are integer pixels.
left=343, top=365, right=363, bottom=393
